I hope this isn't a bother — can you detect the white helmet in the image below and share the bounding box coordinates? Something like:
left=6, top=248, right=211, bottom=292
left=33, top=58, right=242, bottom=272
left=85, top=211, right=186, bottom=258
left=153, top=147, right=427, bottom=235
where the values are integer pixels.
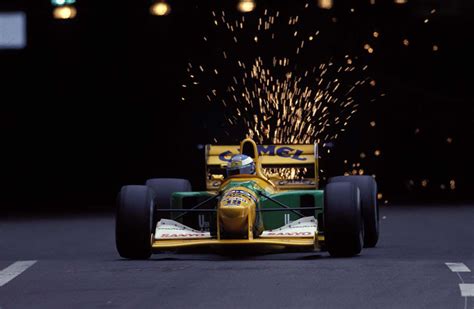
left=226, top=154, right=255, bottom=176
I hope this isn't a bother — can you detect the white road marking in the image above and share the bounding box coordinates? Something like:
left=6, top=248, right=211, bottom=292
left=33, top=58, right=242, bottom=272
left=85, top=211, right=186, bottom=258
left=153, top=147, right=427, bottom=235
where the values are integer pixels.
left=446, top=262, right=471, bottom=273
left=0, top=261, right=37, bottom=287
left=445, top=262, right=473, bottom=309
left=459, top=284, right=474, bottom=297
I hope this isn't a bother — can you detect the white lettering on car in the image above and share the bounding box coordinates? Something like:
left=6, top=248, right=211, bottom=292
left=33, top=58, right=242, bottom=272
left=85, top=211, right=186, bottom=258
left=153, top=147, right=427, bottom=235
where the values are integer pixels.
left=160, top=233, right=208, bottom=238
left=265, top=232, right=312, bottom=236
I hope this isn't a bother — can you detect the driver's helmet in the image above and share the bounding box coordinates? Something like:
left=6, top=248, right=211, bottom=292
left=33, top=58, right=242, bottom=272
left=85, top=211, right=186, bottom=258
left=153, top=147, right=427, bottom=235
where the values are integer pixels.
left=226, top=154, right=256, bottom=177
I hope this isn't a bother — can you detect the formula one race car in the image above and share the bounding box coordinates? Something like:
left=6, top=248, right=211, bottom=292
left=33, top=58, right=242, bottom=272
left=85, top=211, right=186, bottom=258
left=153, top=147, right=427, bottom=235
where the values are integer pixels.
left=116, top=139, right=379, bottom=259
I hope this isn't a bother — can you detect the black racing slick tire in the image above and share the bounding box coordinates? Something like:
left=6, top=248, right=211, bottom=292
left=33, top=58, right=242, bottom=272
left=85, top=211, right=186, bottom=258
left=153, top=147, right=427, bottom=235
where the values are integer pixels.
left=116, top=185, right=155, bottom=259
left=145, top=178, right=192, bottom=209
left=324, top=182, right=363, bottom=257
left=328, top=175, right=379, bottom=248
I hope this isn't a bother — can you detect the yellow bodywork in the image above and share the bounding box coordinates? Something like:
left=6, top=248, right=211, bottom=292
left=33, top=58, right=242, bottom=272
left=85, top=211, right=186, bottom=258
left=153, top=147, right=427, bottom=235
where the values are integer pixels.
left=152, top=237, right=323, bottom=250
left=218, top=186, right=259, bottom=237
left=205, top=138, right=319, bottom=191
left=151, top=139, right=321, bottom=252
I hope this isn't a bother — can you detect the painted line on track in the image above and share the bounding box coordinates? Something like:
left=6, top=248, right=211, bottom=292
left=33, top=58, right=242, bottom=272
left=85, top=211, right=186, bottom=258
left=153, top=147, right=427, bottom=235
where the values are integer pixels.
left=0, top=261, right=37, bottom=287
left=446, top=262, right=471, bottom=273
left=445, top=262, right=473, bottom=309
left=459, top=284, right=474, bottom=297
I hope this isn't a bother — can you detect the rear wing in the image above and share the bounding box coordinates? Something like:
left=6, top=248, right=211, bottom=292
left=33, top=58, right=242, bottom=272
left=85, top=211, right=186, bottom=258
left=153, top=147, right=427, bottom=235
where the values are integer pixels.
left=205, top=139, right=319, bottom=191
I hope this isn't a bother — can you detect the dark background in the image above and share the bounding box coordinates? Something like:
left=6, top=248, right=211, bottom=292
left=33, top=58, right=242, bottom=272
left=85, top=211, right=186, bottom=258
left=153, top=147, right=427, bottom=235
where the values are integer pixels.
left=1, top=0, right=473, bottom=211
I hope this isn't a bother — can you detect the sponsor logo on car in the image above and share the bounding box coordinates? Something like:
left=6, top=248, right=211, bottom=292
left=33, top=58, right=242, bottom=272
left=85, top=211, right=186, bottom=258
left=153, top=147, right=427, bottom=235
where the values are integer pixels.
left=218, top=145, right=307, bottom=162
left=160, top=233, right=209, bottom=238
left=264, top=231, right=313, bottom=236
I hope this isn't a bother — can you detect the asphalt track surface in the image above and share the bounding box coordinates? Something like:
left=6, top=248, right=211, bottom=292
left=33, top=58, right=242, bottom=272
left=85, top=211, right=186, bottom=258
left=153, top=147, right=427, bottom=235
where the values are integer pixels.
left=1, top=205, right=473, bottom=309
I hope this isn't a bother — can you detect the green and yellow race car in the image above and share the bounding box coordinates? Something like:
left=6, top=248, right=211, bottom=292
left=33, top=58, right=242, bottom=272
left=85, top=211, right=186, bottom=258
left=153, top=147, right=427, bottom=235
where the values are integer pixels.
left=116, top=138, right=379, bottom=259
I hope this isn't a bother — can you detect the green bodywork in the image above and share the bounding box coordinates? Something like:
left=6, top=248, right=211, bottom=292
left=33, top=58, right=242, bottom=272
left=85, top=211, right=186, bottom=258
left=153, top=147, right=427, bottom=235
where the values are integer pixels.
left=170, top=179, right=324, bottom=232
left=260, top=190, right=324, bottom=229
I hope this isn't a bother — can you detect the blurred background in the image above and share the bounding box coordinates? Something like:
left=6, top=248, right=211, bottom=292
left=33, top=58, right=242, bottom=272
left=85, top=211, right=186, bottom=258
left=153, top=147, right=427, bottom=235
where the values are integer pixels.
left=1, top=0, right=473, bottom=211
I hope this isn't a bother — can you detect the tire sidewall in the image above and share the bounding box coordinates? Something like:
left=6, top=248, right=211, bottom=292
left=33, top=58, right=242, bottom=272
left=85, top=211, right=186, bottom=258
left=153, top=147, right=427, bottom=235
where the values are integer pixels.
left=324, top=182, right=363, bottom=257
left=116, top=185, right=155, bottom=259
left=328, top=175, right=379, bottom=247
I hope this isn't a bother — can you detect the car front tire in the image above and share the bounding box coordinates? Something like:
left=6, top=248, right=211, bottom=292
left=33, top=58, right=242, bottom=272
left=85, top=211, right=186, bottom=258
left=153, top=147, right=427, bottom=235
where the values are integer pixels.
left=116, top=185, right=155, bottom=259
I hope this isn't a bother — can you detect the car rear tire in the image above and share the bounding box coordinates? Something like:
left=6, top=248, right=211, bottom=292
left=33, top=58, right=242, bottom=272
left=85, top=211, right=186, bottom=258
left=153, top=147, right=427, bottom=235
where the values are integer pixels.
left=324, top=182, right=363, bottom=257
left=145, top=178, right=192, bottom=224
left=328, top=175, right=379, bottom=247
left=116, top=185, right=155, bottom=259
left=145, top=178, right=192, bottom=209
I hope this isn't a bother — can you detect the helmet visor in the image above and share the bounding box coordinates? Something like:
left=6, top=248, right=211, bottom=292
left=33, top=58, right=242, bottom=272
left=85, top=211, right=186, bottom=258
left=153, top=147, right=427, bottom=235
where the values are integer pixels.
left=227, top=164, right=255, bottom=176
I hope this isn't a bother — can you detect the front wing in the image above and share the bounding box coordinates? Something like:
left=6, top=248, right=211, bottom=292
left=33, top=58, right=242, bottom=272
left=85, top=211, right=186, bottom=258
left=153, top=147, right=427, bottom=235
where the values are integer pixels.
left=151, top=217, right=324, bottom=251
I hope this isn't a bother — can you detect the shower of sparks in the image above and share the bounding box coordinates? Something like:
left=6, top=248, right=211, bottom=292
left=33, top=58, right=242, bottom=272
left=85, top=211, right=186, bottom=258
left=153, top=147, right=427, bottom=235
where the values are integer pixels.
left=184, top=9, right=373, bottom=147
left=235, top=56, right=367, bottom=145
left=182, top=3, right=459, bottom=194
